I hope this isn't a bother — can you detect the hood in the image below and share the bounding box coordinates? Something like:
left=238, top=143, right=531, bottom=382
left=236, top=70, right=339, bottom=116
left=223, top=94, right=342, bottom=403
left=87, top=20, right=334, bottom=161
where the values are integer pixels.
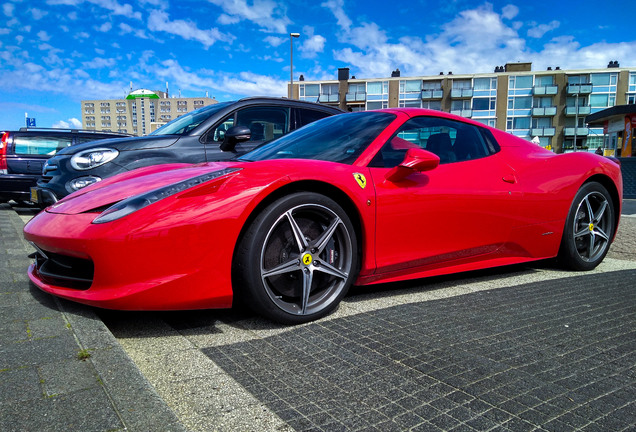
left=57, top=135, right=181, bottom=155
left=47, top=162, right=238, bottom=215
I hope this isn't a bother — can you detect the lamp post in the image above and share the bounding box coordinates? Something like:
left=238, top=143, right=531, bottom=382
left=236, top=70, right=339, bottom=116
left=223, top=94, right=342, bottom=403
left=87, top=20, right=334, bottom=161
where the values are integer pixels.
left=289, top=33, right=300, bottom=99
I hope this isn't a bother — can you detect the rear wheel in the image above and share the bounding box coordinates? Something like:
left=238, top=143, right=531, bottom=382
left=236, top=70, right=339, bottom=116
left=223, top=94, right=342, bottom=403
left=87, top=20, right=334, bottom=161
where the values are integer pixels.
left=235, top=192, right=358, bottom=324
left=558, top=182, right=615, bottom=271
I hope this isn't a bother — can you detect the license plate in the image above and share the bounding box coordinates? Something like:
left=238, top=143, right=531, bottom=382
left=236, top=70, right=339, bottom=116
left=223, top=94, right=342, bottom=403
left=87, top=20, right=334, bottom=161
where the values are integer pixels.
left=30, top=188, right=39, bottom=203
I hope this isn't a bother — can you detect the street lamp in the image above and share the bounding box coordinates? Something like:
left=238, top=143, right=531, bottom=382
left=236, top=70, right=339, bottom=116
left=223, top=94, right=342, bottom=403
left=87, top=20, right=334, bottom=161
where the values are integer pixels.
left=289, top=32, right=300, bottom=99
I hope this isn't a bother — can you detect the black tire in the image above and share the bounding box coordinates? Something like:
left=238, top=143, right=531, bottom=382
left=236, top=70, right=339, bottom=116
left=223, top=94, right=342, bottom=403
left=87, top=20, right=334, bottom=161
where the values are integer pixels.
left=558, top=182, right=615, bottom=271
left=234, top=192, right=358, bottom=324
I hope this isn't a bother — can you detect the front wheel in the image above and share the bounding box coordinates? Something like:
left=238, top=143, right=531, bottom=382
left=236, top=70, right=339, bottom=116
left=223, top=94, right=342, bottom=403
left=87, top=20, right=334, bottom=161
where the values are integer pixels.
left=558, top=182, right=615, bottom=271
left=234, top=192, right=358, bottom=324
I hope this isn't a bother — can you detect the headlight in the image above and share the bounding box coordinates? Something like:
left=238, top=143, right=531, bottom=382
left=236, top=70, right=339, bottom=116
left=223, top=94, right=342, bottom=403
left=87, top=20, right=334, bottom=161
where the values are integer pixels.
left=92, top=168, right=241, bottom=224
left=70, top=148, right=119, bottom=170
left=68, top=176, right=102, bottom=191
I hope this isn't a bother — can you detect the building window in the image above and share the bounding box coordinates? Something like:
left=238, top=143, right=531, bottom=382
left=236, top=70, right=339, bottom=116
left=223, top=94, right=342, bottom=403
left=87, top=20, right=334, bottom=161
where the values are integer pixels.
left=535, top=75, right=554, bottom=86
left=509, top=75, right=533, bottom=89
left=399, top=80, right=421, bottom=93
left=474, top=77, right=496, bottom=90
left=367, top=81, right=389, bottom=94
left=473, top=97, right=496, bottom=110
left=452, top=79, right=471, bottom=89
left=422, top=100, right=442, bottom=110
left=508, top=96, right=532, bottom=109
left=299, top=84, right=319, bottom=97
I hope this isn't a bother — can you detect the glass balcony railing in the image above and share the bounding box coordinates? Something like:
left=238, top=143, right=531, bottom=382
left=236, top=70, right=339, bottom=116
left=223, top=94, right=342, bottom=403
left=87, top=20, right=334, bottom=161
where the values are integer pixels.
left=530, top=127, right=556, bottom=137
left=318, top=94, right=340, bottom=103
left=563, top=127, right=589, bottom=136
left=450, top=109, right=473, bottom=117
left=533, top=85, right=559, bottom=95
left=345, top=92, right=366, bottom=102
left=421, top=89, right=443, bottom=99
left=567, top=84, right=593, bottom=94
left=565, top=106, right=592, bottom=116
left=532, top=107, right=557, bottom=116
left=451, top=88, right=473, bottom=98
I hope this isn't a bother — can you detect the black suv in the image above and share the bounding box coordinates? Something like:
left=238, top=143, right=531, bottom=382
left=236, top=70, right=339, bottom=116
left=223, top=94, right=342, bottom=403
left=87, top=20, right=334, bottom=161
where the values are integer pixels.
left=33, top=97, right=343, bottom=207
left=0, top=128, right=130, bottom=204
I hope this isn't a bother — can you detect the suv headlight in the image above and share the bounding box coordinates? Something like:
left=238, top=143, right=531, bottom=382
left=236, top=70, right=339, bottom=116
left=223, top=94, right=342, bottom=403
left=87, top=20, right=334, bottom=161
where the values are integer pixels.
left=70, top=148, right=119, bottom=170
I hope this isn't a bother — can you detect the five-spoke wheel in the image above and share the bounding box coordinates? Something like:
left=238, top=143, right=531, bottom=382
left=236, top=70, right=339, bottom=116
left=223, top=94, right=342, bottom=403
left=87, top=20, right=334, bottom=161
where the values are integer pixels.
left=235, top=192, right=358, bottom=324
left=558, top=182, right=615, bottom=271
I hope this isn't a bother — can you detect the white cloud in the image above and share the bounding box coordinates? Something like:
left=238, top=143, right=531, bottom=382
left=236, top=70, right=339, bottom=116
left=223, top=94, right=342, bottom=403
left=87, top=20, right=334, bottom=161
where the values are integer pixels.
left=97, top=22, right=112, bottom=32
left=501, top=4, right=519, bottom=20
left=119, top=22, right=148, bottom=39
left=2, top=3, right=14, bottom=17
left=208, top=0, right=291, bottom=33
left=37, top=30, right=52, bottom=42
left=299, top=26, right=325, bottom=59
left=147, top=58, right=287, bottom=97
left=29, top=8, right=48, bottom=20
left=147, top=10, right=234, bottom=48
left=82, top=57, right=116, bottom=69
left=327, top=3, right=528, bottom=77
left=320, top=0, right=351, bottom=31
left=53, top=118, right=82, bottom=129
left=264, top=35, right=286, bottom=47
left=527, top=20, right=560, bottom=38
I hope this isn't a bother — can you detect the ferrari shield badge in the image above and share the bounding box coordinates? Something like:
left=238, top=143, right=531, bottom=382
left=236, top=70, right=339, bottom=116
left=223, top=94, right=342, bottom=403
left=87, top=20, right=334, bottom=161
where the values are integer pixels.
left=353, top=173, right=367, bottom=189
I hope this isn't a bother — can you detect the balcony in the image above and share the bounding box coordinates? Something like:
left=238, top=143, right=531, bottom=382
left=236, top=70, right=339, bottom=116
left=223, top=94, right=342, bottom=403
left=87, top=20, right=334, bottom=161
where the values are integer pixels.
left=565, top=106, right=591, bottom=116
left=530, top=127, right=556, bottom=137
left=345, top=92, right=366, bottom=103
left=450, top=109, right=473, bottom=117
left=533, top=85, right=558, bottom=95
left=567, top=84, right=593, bottom=94
left=421, top=89, right=443, bottom=99
left=318, top=94, right=340, bottom=103
left=563, top=127, right=589, bottom=136
left=532, top=107, right=557, bottom=116
left=451, top=88, right=473, bottom=98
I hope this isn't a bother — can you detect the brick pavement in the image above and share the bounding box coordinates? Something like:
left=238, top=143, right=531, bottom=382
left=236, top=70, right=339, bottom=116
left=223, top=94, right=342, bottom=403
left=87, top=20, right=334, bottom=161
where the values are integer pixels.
left=2, top=200, right=636, bottom=432
left=0, top=204, right=186, bottom=432
left=203, top=270, right=636, bottom=431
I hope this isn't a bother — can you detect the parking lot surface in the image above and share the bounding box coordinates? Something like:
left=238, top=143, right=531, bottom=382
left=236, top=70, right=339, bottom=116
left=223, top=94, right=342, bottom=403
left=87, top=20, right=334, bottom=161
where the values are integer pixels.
left=1, top=202, right=635, bottom=431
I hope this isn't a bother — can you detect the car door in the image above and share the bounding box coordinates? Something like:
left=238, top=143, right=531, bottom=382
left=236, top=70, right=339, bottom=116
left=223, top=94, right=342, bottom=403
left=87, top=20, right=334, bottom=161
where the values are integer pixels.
left=8, top=134, right=72, bottom=175
left=368, top=116, right=519, bottom=274
left=204, top=105, right=291, bottom=155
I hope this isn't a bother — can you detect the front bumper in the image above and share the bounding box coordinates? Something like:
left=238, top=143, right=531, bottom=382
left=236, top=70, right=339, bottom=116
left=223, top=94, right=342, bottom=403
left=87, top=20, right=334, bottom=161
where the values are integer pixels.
left=29, top=186, right=59, bottom=208
left=24, top=208, right=235, bottom=311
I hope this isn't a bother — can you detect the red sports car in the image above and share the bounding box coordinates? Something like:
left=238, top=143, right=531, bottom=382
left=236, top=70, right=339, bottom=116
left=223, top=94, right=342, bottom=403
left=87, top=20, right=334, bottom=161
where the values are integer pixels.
left=24, top=109, right=622, bottom=324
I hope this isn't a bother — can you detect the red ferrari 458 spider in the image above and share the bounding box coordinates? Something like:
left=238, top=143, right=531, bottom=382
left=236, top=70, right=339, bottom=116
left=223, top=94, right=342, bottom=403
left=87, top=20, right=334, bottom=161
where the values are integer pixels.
left=24, top=109, right=622, bottom=324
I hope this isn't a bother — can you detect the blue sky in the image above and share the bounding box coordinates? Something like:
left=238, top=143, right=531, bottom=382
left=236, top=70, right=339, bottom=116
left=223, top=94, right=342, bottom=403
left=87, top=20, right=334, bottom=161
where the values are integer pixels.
left=0, top=0, right=633, bottom=130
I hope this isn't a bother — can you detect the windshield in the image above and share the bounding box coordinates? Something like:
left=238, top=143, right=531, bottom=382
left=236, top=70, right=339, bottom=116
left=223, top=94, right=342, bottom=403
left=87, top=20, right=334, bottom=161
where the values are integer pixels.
left=150, top=101, right=235, bottom=136
left=239, top=111, right=396, bottom=164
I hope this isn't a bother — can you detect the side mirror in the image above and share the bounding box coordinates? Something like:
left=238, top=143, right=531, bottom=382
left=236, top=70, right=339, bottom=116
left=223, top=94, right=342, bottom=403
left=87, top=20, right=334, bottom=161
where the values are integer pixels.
left=220, top=125, right=251, bottom=152
left=385, top=148, right=439, bottom=182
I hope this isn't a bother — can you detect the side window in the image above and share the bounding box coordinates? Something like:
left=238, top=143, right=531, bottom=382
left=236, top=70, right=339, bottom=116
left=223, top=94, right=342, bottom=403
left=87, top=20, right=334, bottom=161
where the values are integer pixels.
left=296, top=108, right=333, bottom=129
left=208, top=114, right=235, bottom=142
left=236, top=106, right=289, bottom=142
left=370, top=117, right=493, bottom=168
left=13, top=136, right=72, bottom=156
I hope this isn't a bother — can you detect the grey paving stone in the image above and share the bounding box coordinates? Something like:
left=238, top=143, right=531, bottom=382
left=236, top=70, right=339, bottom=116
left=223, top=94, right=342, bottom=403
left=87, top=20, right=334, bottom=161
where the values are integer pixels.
left=202, top=270, right=636, bottom=431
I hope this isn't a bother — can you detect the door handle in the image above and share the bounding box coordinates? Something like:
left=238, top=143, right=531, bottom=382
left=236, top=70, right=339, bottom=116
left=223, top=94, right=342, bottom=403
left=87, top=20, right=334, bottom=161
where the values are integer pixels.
left=502, top=174, right=516, bottom=184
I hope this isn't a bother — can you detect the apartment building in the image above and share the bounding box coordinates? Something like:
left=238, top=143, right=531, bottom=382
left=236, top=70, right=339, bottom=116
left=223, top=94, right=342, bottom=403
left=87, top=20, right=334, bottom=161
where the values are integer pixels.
left=292, top=62, right=636, bottom=154
left=82, top=89, right=218, bottom=136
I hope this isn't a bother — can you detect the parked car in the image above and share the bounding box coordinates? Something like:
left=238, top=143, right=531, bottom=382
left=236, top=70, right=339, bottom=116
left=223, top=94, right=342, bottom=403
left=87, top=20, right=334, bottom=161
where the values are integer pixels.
left=24, top=108, right=621, bottom=324
left=31, top=97, right=343, bottom=207
left=0, top=128, right=131, bottom=205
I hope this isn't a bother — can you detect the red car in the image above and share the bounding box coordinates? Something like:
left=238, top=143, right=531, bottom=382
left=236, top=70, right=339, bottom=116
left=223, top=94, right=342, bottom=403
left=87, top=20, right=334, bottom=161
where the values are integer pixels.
left=24, top=109, right=622, bottom=324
